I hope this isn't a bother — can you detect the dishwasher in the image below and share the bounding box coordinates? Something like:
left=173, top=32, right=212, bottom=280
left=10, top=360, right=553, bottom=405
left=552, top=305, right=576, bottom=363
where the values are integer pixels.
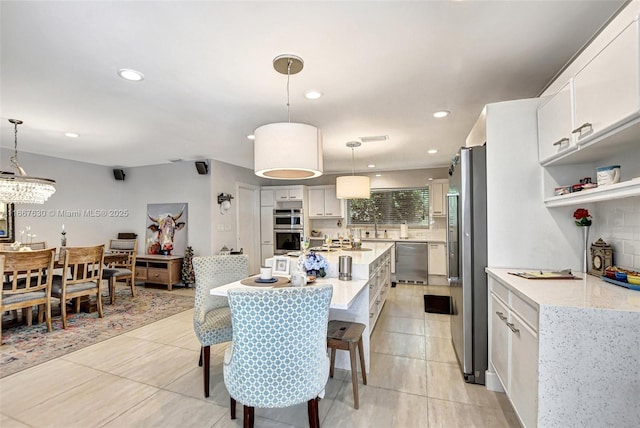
left=395, top=242, right=428, bottom=284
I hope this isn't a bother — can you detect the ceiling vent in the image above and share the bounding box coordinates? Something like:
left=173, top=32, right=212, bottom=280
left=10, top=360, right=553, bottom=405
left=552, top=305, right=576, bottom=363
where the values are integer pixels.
left=360, top=135, right=389, bottom=143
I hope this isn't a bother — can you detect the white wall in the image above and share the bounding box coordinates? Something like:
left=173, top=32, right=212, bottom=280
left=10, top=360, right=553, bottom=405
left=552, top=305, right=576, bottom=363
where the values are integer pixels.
left=593, top=197, right=640, bottom=270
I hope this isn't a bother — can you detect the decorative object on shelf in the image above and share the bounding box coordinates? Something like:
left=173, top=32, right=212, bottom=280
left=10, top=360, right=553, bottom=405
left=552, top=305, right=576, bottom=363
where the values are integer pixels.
left=336, top=141, right=371, bottom=199
left=218, top=245, right=231, bottom=255
left=0, top=119, right=56, bottom=204
left=298, top=251, right=328, bottom=277
left=61, top=224, right=67, bottom=247
left=254, top=54, right=323, bottom=180
left=589, top=238, right=613, bottom=278
left=573, top=208, right=592, bottom=273
left=217, top=192, right=234, bottom=215
left=596, top=165, right=620, bottom=186
left=181, top=246, right=195, bottom=286
left=272, top=256, right=290, bottom=276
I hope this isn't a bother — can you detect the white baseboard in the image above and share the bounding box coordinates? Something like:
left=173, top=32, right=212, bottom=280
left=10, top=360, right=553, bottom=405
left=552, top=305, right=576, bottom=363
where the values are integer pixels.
left=485, top=370, right=505, bottom=392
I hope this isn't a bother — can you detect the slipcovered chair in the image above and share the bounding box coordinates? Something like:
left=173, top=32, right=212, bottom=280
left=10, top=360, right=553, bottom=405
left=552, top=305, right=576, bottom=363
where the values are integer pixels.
left=192, top=254, right=249, bottom=398
left=223, top=284, right=333, bottom=428
left=102, top=239, right=137, bottom=304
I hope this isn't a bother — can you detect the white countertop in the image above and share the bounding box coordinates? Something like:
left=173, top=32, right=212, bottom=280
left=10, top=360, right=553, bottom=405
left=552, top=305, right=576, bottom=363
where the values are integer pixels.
left=210, top=276, right=368, bottom=310
left=317, top=242, right=393, bottom=265
left=486, top=268, right=640, bottom=312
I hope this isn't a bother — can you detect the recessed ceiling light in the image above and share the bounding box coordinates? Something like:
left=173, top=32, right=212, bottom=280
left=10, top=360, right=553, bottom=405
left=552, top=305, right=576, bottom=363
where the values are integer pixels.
left=360, top=135, right=389, bottom=143
left=375, top=174, right=382, bottom=177
left=304, top=90, right=323, bottom=100
left=368, top=164, right=375, bottom=168
left=247, top=134, right=255, bottom=140
left=64, top=132, right=79, bottom=138
left=428, top=149, right=438, bottom=154
left=433, top=110, right=450, bottom=118
left=118, top=68, right=144, bottom=81
left=428, top=177, right=434, bottom=181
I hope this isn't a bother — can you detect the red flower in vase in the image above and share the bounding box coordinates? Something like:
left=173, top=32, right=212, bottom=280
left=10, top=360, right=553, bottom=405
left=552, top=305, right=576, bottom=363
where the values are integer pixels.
left=573, top=208, right=592, bottom=227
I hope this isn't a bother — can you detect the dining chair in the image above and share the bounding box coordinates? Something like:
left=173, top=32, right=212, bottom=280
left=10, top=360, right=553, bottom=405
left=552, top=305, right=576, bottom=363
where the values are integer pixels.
left=102, top=239, right=137, bottom=304
left=192, top=254, right=249, bottom=398
left=223, top=284, right=333, bottom=428
left=51, top=245, right=105, bottom=329
left=0, top=248, right=56, bottom=343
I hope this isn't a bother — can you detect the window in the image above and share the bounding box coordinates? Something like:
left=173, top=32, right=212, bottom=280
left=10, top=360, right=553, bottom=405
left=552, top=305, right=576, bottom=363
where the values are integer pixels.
left=347, top=188, right=430, bottom=227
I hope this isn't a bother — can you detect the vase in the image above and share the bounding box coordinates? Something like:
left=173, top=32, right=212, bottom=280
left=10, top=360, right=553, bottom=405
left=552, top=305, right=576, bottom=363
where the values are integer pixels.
left=582, top=226, right=590, bottom=273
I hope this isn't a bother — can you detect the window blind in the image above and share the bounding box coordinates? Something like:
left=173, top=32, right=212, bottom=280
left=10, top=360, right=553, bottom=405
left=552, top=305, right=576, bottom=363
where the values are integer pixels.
left=347, top=188, right=430, bottom=226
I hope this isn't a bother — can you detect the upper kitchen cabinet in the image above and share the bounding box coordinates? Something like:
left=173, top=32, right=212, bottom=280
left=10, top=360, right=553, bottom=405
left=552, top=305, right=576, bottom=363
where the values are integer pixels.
left=308, top=185, right=343, bottom=218
left=274, top=187, right=304, bottom=201
left=540, top=18, right=640, bottom=168
left=430, top=180, right=448, bottom=217
left=537, top=80, right=575, bottom=164
left=260, top=189, right=275, bottom=207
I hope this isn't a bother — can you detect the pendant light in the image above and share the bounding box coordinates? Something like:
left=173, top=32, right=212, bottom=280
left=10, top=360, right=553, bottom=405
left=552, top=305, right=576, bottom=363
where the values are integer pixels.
left=336, top=141, right=370, bottom=199
left=0, top=119, right=56, bottom=204
left=254, top=54, right=323, bottom=179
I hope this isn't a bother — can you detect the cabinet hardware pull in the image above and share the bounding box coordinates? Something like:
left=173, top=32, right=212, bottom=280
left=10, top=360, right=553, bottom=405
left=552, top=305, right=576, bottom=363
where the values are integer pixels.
left=495, top=311, right=507, bottom=321
left=571, top=122, right=592, bottom=135
left=376, top=299, right=380, bottom=304
left=370, top=312, right=374, bottom=317
left=326, top=213, right=332, bottom=215
left=316, top=213, right=323, bottom=216
left=506, top=322, right=519, bottom=333
left=552, top=137, right=570, bottom=146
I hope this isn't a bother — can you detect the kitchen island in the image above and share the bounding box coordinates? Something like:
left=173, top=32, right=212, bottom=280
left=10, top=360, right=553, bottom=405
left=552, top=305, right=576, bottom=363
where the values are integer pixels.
left=486, top=268, right=640, bottom=428
left=212, top=242, right=394, bottom=371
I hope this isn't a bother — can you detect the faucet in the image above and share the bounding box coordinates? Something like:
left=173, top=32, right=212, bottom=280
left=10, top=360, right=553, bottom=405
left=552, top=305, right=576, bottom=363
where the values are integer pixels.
left=374, top=215, right=379, bottom=239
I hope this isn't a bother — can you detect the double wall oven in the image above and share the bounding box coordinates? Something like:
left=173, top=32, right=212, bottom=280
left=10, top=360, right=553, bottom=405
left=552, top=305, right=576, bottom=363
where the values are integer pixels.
left=273, top=209, right=303, bottom=254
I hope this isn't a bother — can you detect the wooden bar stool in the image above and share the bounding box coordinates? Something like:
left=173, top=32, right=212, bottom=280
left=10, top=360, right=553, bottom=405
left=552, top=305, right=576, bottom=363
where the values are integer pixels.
left=327, top=320, right=367, bottom=409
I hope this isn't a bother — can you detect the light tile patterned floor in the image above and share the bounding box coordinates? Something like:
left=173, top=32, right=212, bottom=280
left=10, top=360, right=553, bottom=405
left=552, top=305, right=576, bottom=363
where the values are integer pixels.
left=0, top=284, right=520, bottom=428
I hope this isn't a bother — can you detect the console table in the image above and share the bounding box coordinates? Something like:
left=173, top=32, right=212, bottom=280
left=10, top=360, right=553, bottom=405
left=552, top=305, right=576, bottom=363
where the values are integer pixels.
left=135, top=254, right=183, bottom=291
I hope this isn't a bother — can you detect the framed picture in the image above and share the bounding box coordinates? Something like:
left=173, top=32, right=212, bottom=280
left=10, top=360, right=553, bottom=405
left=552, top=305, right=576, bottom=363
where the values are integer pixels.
left=272, top=257, right=290, bottom=276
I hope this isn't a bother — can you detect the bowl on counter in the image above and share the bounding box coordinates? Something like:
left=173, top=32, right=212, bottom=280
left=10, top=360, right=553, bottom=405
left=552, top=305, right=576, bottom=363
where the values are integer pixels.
left=627, top=274, right=640, bottom=285
left=614, top=271, right=628, bottom=282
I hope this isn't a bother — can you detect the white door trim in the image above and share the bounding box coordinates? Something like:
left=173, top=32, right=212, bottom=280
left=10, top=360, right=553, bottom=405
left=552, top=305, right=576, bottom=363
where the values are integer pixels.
left=236, top=182, right=260, bottom=274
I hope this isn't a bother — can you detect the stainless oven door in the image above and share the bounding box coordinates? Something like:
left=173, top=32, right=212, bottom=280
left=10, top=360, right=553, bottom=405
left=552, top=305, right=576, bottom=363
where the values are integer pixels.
left=273, top=215, right=303, bottom=229
left=274, top=230, right=302, bottom=254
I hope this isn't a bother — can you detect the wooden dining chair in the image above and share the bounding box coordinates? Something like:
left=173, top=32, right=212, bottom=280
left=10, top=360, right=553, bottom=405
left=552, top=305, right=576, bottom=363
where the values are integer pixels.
left=102, top=239, right=137, bottom=304
left=24, top=241, right=47, bottom=250
left=51, top=245, right=105, bottom=329
left=0, top=248, right=56, bottom=343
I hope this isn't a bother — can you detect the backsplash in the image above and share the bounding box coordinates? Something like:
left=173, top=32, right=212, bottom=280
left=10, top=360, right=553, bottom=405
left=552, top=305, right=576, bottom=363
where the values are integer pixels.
left=309, top=218, right=446, bottom=241
left=593, top=197, right=640, bottom=270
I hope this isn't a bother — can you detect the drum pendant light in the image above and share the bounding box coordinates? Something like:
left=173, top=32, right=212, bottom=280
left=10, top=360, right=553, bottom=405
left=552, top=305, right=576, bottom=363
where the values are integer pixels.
left=0, top=119, right=56, bottom=204
left=336, top=141, right=370, bottom=199
left=254, top=55, right=323, bottom=179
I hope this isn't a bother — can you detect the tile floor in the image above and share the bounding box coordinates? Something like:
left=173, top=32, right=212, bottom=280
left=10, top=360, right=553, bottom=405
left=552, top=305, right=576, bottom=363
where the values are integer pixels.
left=0, top=284, right=520, bottom=428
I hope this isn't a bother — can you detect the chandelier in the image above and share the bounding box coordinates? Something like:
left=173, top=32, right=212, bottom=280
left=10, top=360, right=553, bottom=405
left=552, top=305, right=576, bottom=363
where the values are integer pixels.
left=254, top=54, right=323, bottom=179
left=0, top=119, right=56, bottom=204
left=336, top=141, right=370, bottom=199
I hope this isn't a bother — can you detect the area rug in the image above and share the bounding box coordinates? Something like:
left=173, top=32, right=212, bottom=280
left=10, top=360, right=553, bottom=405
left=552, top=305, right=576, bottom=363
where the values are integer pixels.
left=1, top=287, right=193, bottom=378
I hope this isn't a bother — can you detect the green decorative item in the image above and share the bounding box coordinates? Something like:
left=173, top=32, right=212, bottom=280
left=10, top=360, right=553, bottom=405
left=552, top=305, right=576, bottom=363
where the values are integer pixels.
left=181, top=246, right=195, bottom=286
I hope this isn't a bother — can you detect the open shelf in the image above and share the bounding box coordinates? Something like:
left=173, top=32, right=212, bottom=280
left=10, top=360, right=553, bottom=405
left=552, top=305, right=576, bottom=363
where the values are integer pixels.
left=545, top=177, right=640, bottom=207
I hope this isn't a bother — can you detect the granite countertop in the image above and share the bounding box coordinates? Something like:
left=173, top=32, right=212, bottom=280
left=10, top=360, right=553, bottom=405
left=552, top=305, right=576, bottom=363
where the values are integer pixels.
left=486, top=268, right=640, bottom=312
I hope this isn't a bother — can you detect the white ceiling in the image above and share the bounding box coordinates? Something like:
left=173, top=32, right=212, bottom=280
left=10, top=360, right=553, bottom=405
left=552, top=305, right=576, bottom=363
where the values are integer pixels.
left=0, top=1, right=626, bottom=175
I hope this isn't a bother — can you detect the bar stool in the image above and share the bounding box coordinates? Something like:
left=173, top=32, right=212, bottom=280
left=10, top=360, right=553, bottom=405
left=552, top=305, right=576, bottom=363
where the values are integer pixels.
left=327, top=320, right=367, bottom=409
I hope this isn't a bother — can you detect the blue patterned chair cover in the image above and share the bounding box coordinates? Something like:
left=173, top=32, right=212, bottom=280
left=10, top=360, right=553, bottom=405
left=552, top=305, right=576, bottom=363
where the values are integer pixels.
left=192, top=255, right=249, bottom=397
left=223, top=284, right=333, bottom=410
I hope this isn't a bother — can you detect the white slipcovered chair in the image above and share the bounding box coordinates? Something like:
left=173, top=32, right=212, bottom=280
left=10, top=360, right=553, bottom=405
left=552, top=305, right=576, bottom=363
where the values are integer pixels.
left=223, top=284, right=333, bottom=428
left=192, top=254, right=249, bottom=398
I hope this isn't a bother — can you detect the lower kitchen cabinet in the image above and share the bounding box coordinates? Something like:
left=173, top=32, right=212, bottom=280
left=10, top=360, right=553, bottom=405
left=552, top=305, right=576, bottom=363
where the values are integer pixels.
left=428, top=242, right=446, bottom=276
left=261, top=244, right=273, bottom=260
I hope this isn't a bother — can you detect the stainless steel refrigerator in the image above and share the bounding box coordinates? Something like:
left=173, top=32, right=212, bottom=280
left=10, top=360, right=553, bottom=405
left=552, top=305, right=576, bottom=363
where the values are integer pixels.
left=447, top=145, right=487, bottom=384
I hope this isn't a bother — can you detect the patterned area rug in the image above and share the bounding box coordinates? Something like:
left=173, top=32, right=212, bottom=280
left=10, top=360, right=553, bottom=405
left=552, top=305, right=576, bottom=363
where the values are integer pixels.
left=1, top=287, right=193, bottom=378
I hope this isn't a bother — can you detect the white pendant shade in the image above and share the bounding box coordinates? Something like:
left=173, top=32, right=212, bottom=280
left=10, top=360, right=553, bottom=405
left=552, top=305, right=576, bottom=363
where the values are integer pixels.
left=336, top=175, right=370, bottom=199
left=254, top=122, right=323, bottom=179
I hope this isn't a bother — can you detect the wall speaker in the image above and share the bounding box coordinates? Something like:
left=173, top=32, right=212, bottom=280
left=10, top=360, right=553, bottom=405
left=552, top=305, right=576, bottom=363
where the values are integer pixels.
left=113, top=169, right=125, bottom=181
left=195, top=161, right=209, bottom=175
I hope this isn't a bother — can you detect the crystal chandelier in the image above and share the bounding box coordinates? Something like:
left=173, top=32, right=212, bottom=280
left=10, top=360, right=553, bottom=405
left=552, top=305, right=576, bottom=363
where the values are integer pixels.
left=0, top=119, right=56, bottom=204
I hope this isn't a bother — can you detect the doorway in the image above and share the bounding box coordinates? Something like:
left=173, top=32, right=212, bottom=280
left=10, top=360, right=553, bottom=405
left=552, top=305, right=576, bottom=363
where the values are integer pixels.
left=236, top=182, right=260, bottom=275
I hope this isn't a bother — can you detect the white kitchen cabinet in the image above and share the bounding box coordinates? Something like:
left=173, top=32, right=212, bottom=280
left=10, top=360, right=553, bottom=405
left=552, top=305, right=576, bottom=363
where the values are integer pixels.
left=572, top=19, right=639, bottom=145
left=308, top=185, right=342, bottom=218
left=260, top=206, right=273, bottom=245
left=489, top=276, right=540, bottom=428
left=274, top=187, right=304, bottom=201
left=260, top=189, right=274, bottom=207
left=261, top=244, right=273, bottom=261
left=428, top=243, right=446, bottom=276
left=430, top=181, right=448, bottom=217
left=537, top=80, right=575, bottom=164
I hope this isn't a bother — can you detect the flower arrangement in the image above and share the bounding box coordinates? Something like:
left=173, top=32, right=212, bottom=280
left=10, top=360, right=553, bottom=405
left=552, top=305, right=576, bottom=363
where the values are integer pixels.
left=573, top=208, right=592, bottom=227
left=298, top=251, right=328, bottom=277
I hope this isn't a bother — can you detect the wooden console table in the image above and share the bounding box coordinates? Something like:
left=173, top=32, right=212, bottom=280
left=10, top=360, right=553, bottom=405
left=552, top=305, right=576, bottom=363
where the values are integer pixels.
left=135, top=254, right=183, bottom=291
